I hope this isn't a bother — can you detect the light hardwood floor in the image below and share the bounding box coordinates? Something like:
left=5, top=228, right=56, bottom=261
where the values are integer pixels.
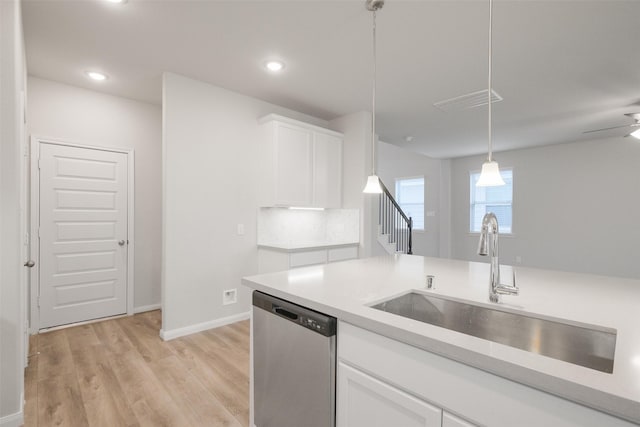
left=24, top=310, right=250, bottom=427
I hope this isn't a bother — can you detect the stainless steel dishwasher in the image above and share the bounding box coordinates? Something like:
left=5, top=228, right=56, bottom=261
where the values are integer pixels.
left=252, top=290, right=336, bottom=427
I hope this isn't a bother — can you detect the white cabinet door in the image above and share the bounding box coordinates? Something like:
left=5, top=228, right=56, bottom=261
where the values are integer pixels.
left=328, top=246, right=358, bottom=263
left=274, top=122, right=313, bottom=206
left=289, top=249, right=328, bottom=267
left=443, top=412, right=478, bottom=427
left=339, top=322, right=636, bottom=427
left=259, top=115, right=343, bottom=208
left=313, top=132, right=342, bottom=208
left=337, top=362, right=442, bottom=427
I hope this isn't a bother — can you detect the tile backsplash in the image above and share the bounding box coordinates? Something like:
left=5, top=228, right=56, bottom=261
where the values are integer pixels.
left=257, top=207, right=359, bottom=246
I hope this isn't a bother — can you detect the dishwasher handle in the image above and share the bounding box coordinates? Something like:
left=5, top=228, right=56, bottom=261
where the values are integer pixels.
left=273, top=306, right=298, bottom=320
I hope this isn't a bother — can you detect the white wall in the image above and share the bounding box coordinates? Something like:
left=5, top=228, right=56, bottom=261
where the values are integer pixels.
left=329, top=112, right=374, bottom=257
left=450, top=137, right=640, bottom=279
left=377, top=141, right=447, bottom=257
left=0, top=0, right=26, bottom=425
left=27, top=77, right=162, bottom=311
left=438, top=159, right=452, bottom=258
left=162, top=73, right=344, bottom=337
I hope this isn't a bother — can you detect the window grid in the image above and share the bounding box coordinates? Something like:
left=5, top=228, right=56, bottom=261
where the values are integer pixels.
left=395, top=177, right=425, bottom=231
left=470, top=169, right=513, bottom=234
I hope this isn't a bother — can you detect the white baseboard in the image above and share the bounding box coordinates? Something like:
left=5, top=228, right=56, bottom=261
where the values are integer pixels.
left=133, top=303, right=161, bottom=314
left=159, top=311, right=250, bottom=341
left=0, top=410, right=23, bottom=427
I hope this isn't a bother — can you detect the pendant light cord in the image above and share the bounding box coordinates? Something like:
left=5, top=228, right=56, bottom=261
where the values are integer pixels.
left=371, top=9, right=377, bottom=175
left=487, top=0, right=493, bottom=162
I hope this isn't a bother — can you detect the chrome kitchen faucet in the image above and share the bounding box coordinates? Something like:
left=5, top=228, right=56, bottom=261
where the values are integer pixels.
left=477, top=212, right=519, bottom=303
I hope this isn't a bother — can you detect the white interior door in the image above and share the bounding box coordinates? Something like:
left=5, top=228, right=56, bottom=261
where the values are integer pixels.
left=38, top=142, right=128, bottom=329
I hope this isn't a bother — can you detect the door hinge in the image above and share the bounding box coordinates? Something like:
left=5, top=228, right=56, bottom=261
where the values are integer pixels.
left=37, top=158, right=41, bottom=170
left=37, top=296, right=40, bottom=308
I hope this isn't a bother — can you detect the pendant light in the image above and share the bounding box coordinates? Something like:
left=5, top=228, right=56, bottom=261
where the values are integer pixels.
left=476, top=0, right=505, bottom=187
left=363, top=0, right=384, bottom=194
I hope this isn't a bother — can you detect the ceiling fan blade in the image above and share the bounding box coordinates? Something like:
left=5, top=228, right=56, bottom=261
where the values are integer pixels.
left=583, top=124, right=633, bottom=134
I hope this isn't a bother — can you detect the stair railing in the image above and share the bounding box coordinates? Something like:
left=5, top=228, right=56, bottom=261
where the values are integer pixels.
left=378, top=179, right=413, bottom=255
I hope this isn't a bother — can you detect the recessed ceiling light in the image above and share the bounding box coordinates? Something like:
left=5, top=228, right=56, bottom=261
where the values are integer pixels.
left=265, top=61, right=285, bottom=72
left=85, top=71, right=108, bottom=81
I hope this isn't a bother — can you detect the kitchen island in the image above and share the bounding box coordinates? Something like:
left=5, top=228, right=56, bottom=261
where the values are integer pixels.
left=242, top=255, right=640, bottom=426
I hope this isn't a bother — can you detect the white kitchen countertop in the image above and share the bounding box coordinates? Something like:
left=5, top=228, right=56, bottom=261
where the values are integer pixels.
left=257, top=241, right=359, bottom=252
left=241, top=254, right=640, bottom=424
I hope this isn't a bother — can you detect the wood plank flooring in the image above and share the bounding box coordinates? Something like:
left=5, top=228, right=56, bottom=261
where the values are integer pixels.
left=23, top=311, right=250, bottom=427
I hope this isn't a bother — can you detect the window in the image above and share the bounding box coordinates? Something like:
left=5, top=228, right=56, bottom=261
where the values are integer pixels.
left=470, top=169, right=513, bottom=234
left=395, top=177, right=424, bottom=230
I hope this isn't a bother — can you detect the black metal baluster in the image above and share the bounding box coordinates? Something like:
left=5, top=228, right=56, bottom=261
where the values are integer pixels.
left=396, top=211, right=399, bottom=251
left=386, top=196, right=389, bottom=236
left=382, top=195, right=386, bottom=235
left=408, top=217, right=413, bottom=254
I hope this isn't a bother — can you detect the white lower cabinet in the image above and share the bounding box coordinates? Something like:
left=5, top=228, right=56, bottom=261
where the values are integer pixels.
left=257, top=245, right=358, bottom=273
left=327, top=246, right=358, bottom=263
left=337, top=362, right=442, bottom=427
left=337, top=322, right=636, bottom=427
left=289, top=249, right=327, bottom=268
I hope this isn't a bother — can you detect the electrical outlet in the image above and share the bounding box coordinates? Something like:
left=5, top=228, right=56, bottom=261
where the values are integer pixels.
left=223, top=288, right=237, bottom=305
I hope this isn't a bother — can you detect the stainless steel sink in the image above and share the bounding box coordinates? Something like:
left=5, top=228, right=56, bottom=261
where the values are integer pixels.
left=371, top=292, right=617, bottom=373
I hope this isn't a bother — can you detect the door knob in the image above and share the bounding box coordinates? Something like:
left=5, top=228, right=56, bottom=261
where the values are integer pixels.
left=118, top=240, right=126, bottom=246
left=24, top=260, right=35, bottom=268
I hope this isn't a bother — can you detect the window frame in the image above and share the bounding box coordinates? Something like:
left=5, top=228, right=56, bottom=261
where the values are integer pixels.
left=394, top=175, right=425, bottom=232
left=469, top=168, right=514, bottom=235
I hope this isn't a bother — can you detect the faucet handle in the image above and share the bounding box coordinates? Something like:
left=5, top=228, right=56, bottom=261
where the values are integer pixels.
left=496, top=269, right=519, bottom=296
left=496, top=284, right=519, bottom=296
left=498, top=271, right=519, bottom=296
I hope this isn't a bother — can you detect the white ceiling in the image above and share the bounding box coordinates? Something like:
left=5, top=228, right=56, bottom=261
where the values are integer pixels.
left=22, top=0, right=640, bottom=159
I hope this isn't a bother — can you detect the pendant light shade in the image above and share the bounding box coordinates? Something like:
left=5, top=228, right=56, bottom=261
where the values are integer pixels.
left=476, top=160, right=505, bottom=186
left=476, top=0, right=505, bottom=188
left=363, top=175, right=383, bottom=193
left=363, top=0, right=384, bottom=194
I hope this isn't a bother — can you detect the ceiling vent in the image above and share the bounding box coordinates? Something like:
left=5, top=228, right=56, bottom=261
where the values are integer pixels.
left=434, top=89, right=503, bottom=112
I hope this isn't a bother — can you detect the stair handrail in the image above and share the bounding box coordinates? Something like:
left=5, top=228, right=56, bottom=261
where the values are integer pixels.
left=377, top=179, right=411, bottom=225
left=377, top=178, right=413, bottom=255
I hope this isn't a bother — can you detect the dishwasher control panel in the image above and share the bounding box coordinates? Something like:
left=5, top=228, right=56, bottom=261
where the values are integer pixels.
left=253, top=291, right=337, bottom=337
left=301, top=315, right=329, bottom=334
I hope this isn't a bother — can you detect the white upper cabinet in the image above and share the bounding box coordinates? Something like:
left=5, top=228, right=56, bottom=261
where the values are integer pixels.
left=273, top=122, right=313, bottom=206
left=259, top=114, right=343, bottom=208
left=313, top=132, right=342, bottom=208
